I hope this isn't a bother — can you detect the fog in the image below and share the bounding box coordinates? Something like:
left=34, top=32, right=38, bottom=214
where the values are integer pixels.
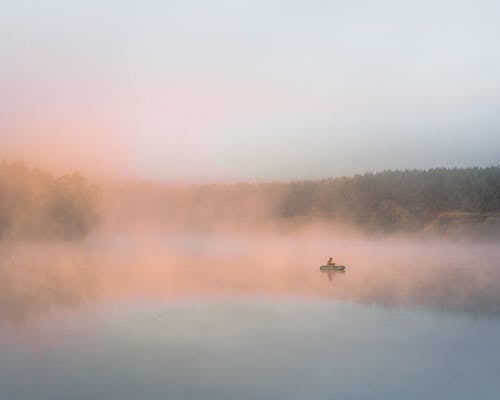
left=2, top=165, right=500, bottom=328
left=3, top=1, right=500, bottom=396
left=2, top=170, right=500, bottom=400
left=3, top=1, right=500, bottom=182
left=2, top=231, right=500, bottom=328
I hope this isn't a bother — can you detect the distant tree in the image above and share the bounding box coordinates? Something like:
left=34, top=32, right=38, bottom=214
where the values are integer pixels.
left=0, top=162, right=100, bottom=241
left=44, top=173, right=100, bottom=239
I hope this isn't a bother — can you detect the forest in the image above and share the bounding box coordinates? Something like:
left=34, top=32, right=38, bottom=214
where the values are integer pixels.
left=272, top=167, right=500, bottom=232
left=0, top=161, right=100, bottom=240
left=106, top=166, right=500, bottom=234
left=2, top=162, right=500, bottom=239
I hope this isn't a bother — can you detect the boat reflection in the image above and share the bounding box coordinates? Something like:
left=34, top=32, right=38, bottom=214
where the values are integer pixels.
left=320, top=269, right=345, bottom=282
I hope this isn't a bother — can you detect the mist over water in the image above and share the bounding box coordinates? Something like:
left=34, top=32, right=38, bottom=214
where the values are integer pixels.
left=2, top=157, right=500, bottom=399
left=3, top=0, right=500, bottom=396
left=2, top=233, right=500, bottom=326
left=2, top=234, right=500, bottom=399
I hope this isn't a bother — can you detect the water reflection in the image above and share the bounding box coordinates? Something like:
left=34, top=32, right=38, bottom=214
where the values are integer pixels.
left=0, top=244, right=96, bottom=324
left=320, top=269, right=345, bottom=282
left=2, top=236, right=500, bottom=326
left=3, top=299, right=500, bottom=400
left=2, top=236, right=500, bottom=400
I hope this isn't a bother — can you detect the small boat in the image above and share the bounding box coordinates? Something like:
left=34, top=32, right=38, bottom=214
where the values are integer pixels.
left=320, top=264, right=346, bottom=272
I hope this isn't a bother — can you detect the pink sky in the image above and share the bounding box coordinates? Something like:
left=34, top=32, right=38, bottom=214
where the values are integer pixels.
left=2, top=1, right=500, bottom=181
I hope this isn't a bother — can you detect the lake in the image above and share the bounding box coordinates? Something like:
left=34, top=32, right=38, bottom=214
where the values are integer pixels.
left=1, top=234, right=500, bottom=399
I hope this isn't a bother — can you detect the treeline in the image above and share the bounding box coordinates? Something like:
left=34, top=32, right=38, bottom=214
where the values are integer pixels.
left=146, top=166, right=500, bottom=233
left=105, top=166, right=500, bottom=234
left=274, top=167, right=500, bottom=232
left=4, top=162, right=499, bottom=237
left=0, top=162, right=100, bottom=240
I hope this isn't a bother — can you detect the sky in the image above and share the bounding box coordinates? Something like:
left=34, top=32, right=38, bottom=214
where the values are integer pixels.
left=1, top=0, right=500, bottom=181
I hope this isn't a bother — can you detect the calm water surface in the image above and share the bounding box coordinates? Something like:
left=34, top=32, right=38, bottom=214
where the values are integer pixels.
left=1, top=235, right=500, bottom=399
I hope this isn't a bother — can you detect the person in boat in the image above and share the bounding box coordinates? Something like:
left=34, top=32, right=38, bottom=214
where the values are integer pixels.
left=327, top=257, right=336, bottom=266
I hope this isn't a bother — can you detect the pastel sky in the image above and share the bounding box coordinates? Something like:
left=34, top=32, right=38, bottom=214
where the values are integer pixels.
left=1, top=0, right=500, bottom=181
